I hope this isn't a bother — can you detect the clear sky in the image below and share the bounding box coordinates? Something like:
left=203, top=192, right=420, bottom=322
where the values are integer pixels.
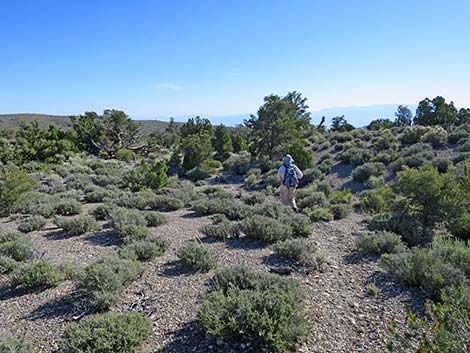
left=1, top=0, right=469, bottom=123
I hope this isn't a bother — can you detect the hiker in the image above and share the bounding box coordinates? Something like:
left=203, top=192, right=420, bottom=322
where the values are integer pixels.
left=277, top=154, right=303, bottom=212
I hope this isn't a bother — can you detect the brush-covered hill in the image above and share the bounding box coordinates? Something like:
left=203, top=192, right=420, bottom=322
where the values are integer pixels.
left=0, top=113, right=172, bottom=134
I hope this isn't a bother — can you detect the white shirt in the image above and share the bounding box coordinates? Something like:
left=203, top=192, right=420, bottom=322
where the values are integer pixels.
left=277, top=164, right=303, bottom=182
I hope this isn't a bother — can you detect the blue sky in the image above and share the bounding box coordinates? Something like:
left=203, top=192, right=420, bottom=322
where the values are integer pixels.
left=1, top=0, right=469, bottom=126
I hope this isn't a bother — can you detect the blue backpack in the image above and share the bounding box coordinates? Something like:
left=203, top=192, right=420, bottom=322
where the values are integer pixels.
left=283, top=163, right=299, bottom=188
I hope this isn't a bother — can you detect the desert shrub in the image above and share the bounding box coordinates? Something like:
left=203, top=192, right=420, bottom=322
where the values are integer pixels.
left=305, top=207, right=334, bottom=222
left=64, top=173, right=93, bottom=191
left=54, top=215, right=99, bottom=236
left=329, top=203, right=352, bottom=220
left=448, top=212, right=470, bottom=241
left=329, top=189, right=353, bottom=205
left=458, top=139, right=470, bottom=152
left=60, top=312, right=152, bottom=353
left=222, top=151, right=252, bottom=175
left=297, top=191, right=328, bottom=210
left=198, top=268, right=306, bottom=352
left=177, top=243, right=217, bottom=272
left=317, top=158, right=333, bottom=174
left=381, top=239, right=470, bottom=299
left=282, top=213, right=311, bottom=238
left=372, top=132, right=397, bottom=151
left=243, top=168, right=262, bottom=188
left=448, top=125, right=470, bottom=144
left=78, top=254, right=143, bottom=310
left=12, top=260, right=64, bottom=289
left=262, top=173, right=281, bottom=188
left=338, top=147, right=373, bottom=166
left=125, top=160, right=169, bottom=191
left=333, top=132, right=353, bottom=143
left=286, top=140, right=314, bottom=170
left=116, top=225, right=151, bottom=244
left=143, top=211, right=167, bottom=227
left=119, top=237, right=169, bottom=261
left=357, top=232, right=406, bottom=255
left=359, top=187, right=392, bottom=214
left=89, top=204, right=114, bottom=220
left=54, top=199, right=82, bottom=216
left=110, top=208, right=147, bottom=232
left=372, top=151, right=399, bottom=165
left=0, top=232, right=32, bottom=261
left=186, top=166, right=210, bottom=182
left=202, top=186, right=234, bottom=199
left=200, top=221, right=240, bottom=239
left=298, top=167, right=322, bottom=187
left=18, top=216, right=47, bottom=233
left=149, top=195, right=184, bottom=211
left=240, top=215, right=293, bottom=243
left=272, top=239, right=316, bottom=262
left=240, top=192, right=265, bottom=206
left=368, top=212, right=426, bottom=247
left=115, top=148, right=135, bottom=162
left=0, top=255, right=18, bottom=274
left=0, top=334, right=32, bottom=353
left=432, top=157, right=452, bottom=173
left=83, top=186, right=107, bottom=203
left=0, top=167, right=35, bottom=216
left=400, top=126, right=431, bottom=145
left=352, top=162, right=385, bottom=182
left=38, top=173, right=65, bottom=194
left=112, top=192, right=152, bottom=210
left=384, top=286, right=470, bottom=353
left=421, top=126, right=448, bottom=147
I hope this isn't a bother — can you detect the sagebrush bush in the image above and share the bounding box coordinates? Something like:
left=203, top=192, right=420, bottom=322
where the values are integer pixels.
left=240, top=215, right=293, bottom=243
left=352, top=162, right=385, bottom=182
left=78, top=254, right=143, bottom=310
left=149, top=195, right=184, bottom=211
left=110, top=208, right=147, bottom=232
left=0, top=334, right=32, bottom=353
left=421, top=126, right=448, bottom=147
left=61, top=312, right=152, bottom=353
left=186, top=166, right=210, bottom=181
left=12, top=260, right=64, bottom=289
left=357, top=232, right=407, bottom=255
left=304, top=207, right=334, bottom=222
left=177, top=243, right=217, bottom=272
left=113, top=193, right=151, bottom=210
left=200, top=221, right=240, bottom=239
left=329, top=204, right=352, bottom=220
left=381, top=238, right=470, bottom=299
left=119, top=237, right=169, bottom=261
left=0, top=232, right=32, bottom=261
left=143, top=211, right=167, bottom=227
left=297, top=191, right=328, bottom=210
left=0, top=255, right=18, bottom=274
left=54, top=199, right=82, bottom=216
left=272, top=239, right=316, bottom=262
left=116, top=225, right=151, bottom=244
left=199, top=267, right=307, bottom=352
left=282, top=213, right=311, bottom=238
left=18, top=216, right=47, bottom=233
left=192, top=198, right=251, bottom=220
left=54, top=215, right=100, bottom=236
left=89, top=204, right=114, bottom=220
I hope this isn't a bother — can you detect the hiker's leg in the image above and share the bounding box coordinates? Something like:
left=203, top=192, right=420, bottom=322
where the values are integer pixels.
left=279, top=186, right=290, bottom=206
left=289, top=187, right=298, bottom=211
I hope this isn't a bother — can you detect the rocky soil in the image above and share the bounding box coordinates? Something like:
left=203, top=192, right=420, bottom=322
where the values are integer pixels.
left=0, top=188, right=426, bottom=353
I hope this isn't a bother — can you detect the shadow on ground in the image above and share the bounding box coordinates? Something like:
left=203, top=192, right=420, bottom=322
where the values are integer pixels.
left=24, top=290, right=89, bottom=321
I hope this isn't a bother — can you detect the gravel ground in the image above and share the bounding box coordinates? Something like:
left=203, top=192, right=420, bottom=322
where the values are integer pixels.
left=0, top=201, right=425, bottom=353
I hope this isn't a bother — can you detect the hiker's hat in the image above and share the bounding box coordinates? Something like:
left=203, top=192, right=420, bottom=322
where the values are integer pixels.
left=283, top=154, right=294, bottom=164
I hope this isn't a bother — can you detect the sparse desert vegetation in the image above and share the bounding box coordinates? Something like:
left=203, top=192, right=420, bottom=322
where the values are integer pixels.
left=1, top=95, right=470, bottom=353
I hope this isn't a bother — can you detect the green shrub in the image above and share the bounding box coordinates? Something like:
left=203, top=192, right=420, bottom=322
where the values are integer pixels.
left=113, top=193, right=151, bottom=210
left=124, top=160, right=168, bottom=191
left=381, top=239, right=470, bottom=299
left=359, top=187, right=391, bottom=214
left=0, top=334, right=32, bottom=353
left=338, top=147, right=373, bottom=166
left=240, top=215, right=293, bottom=243
left=282, top=213, right=311, bottom=238
left=78, top=254, right=143, bottom=310
left=54, top=215, right=100, bottom=236
left=192, top=198, right=250, bottom=220
left=177, top=243, right=217, bottom=272
left=421, top=126, right=448, bottom=147
left=432, top=157, right=452, bottom=173
left=116, top=225, right=151, bottom=244
left=83, top=186, right=107, bottom=203
left=119, top=237, right=169, bottom=261
left=329, top=203, right=352, bottom=220
left=352, top=162, right=385, bottom=182
left=12, top=260, right=64, bottom=289
left=110, top=208, right=147, bottom=232
left=186, top=166, right=209, bottom=182
left=304, top=207, right=334, bottom=222
left=328, top=189, right=353, bottom=204
left=297, top=191, right=328, bottom=210
left=357, top=232, right=407, bottom=255
left=115, top=148, right=135, bottom=162
left=272, top=239, right=316, bottom=262
left=0, top=255, right=18, bottom=274
left=61, top=312, right=152, bottom=353
left=198, top=268, right=306, bottom=352
left=0, top=232, right=32, bottom=261
left=54, top=199, right=82, bottom=216
left=200, top=222, right=240, bottom=239
left=448, top=212, right=470, bottom=241
left=89, top=204, right=114, bottom=220
left=148, top=195, right=184, bottom=210
left=18, top=216, right=47, bottom=233
left=143, top=211, right=167, bottom=227
left=368, top=212, right=426, bottom=247
left=0, top=167, right=35, bottom=216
